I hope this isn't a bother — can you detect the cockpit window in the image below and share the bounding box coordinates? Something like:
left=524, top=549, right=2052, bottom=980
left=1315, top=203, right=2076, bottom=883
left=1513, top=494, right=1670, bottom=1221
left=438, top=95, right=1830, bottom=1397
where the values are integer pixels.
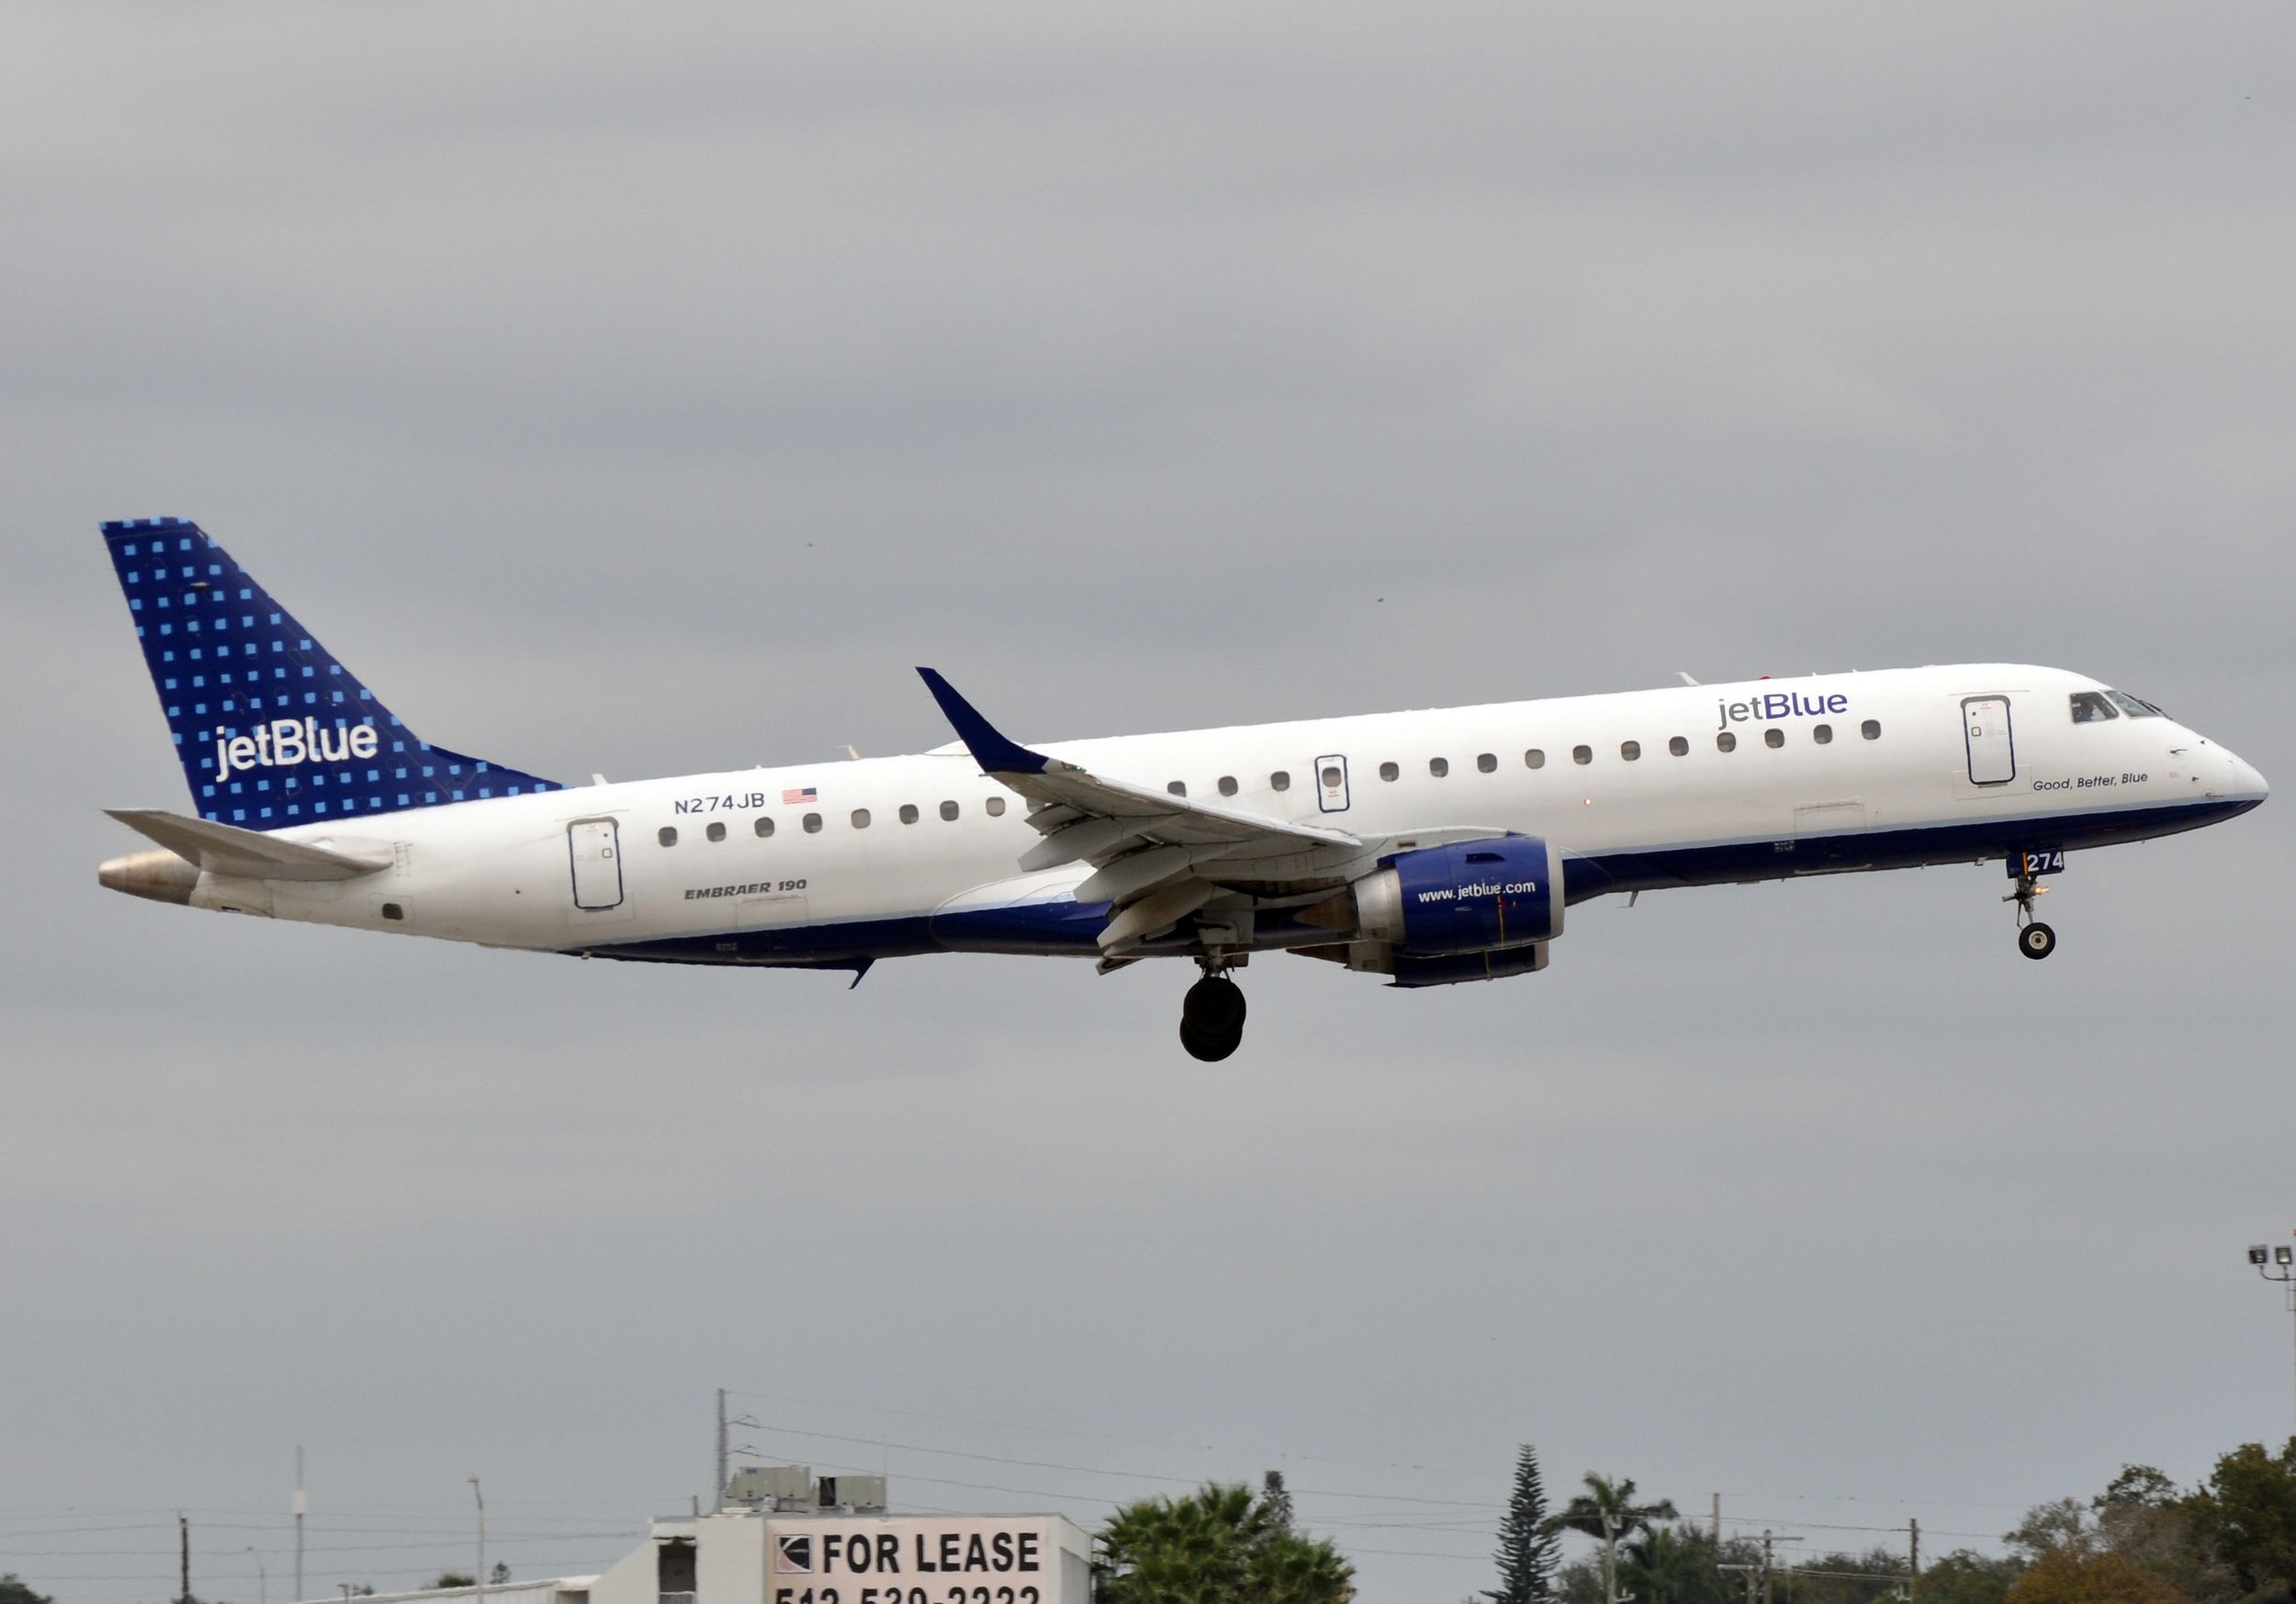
left=2107, top=690, right=2165, bottom=718
left=2069, top=691, right=2118, bottom=724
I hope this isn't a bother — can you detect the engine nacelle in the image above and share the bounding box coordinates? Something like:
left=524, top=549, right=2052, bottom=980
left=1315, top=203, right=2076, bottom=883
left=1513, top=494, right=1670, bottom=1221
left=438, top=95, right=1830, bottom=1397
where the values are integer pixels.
left=1389, top=944, right=1549, bottom=988
left=1351, top=835, right=1564, bottom=955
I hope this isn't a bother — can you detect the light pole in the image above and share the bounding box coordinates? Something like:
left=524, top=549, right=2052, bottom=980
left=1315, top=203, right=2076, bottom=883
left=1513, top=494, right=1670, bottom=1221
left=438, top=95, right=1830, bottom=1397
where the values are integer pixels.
left=246, top=1548, right=267, bottom=1604
left=468, top=1477, right=485, bottom=1604
left=2246, top=1241, right=2296, bottom=1434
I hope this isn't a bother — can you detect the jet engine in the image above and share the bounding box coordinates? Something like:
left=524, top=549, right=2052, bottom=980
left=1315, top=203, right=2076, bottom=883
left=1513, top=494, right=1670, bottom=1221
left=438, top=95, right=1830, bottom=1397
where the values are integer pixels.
left=1301, top=835, right=1565, bottom=986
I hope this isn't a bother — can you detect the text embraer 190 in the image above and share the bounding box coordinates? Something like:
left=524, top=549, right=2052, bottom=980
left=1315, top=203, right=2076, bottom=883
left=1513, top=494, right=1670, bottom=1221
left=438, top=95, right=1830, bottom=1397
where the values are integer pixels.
left=96, top=518, right=2268, bottom=1060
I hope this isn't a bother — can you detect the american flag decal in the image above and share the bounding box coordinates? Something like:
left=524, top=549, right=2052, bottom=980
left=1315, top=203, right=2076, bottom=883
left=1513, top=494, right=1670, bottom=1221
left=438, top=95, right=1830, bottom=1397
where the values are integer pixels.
left=782, top=786, right=817, bottom=804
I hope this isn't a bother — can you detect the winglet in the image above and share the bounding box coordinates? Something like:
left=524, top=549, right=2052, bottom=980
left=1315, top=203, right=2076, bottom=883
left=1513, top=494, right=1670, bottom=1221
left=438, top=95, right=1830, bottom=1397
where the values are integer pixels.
left=916, top=668, right=1052, bottom=775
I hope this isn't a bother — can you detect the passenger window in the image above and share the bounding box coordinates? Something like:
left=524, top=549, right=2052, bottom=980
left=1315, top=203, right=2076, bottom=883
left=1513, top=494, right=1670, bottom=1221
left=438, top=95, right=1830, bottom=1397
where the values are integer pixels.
left=1813, top=724, right=1832, bottom=744
left=754, top=816, right=774, bottom=838
left=1429, top=757, right=1449, bottom=777
left=803, top=812, right=822, bottom=833
left=1477, top=752, right=1496, bottom=773
left=1379, top=762, right=1400, bottom=782
left=1166, top=781, right=1187, bottom=797
left=1668, top=736, right=1688, bottom=757
left=1620, top=740, right=1640, bottom=762
left=658, top=826, right=678, bottom=847
left=940, top=800, right=960, bottom=820
left=1861, top=719, right=1881, bottom=740
left=899, top=804, right=919, bottom=824
left=1764, top=728, right=1784, bottom=749
left=1271, top=771, right=1291, bottom=792
left=2069, top=691, right=2118, bottom=724
left=1571, top=745, right=1593, bottom=765
left=985, top=796, right=1006, bottom=817
left=1218, top=775, right=1238, bottom=796
left=850, top=808, right=871, bottom=829
left=1525, top=749, right=1546, bottom=770
left=1320, top=765, right=1342, bottom=789
left=706, top=821, right=726, bottom=842
left=1717, top=731, right=1737, bottom=752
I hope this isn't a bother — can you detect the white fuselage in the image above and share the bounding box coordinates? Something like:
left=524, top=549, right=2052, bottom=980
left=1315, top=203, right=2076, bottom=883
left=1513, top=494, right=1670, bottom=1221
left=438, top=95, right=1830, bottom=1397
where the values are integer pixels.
left=184, top=664, right=2267, bottom=968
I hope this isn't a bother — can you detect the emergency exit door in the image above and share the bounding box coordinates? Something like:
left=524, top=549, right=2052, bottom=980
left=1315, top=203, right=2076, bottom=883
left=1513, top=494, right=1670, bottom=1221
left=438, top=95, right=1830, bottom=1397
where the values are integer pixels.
left=568, top=818, right=625, bottom=909
left=1315, top=754, right=1351, bottom=812
left=1962, top=695, right=2017, bottom=785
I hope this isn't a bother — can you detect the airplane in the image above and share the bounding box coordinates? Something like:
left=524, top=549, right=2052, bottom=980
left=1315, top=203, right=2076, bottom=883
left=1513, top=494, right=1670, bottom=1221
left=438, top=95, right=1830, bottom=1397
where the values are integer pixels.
left=96, top=516, right=2268, bottom=1061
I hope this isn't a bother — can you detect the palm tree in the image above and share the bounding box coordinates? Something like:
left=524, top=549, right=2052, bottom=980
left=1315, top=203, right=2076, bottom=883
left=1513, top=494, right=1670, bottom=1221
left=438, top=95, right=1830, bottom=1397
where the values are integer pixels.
left=1098, top=1481, right=1353, bottom=1604
left=1543, top=1475, right=1679, bottom=1604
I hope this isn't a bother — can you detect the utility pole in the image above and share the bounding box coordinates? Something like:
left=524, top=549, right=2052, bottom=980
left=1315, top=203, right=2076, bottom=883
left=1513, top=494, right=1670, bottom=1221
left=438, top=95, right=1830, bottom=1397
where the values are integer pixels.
left=1761, top=1531, right=1774, bottom=1604
left=1908, top=1519, right=1919, bottom=1604
left=247, top=1547, right=267, bottom=1604
left=469, top=1477, right=485, bottom=1604
left=1711, top=1494, right=1721, bottom=1546
left=1602, top=1507, right=1621, bottom=1604
left=2253, top=1242, right=2296, bottom=1436
left=295, top=1447, right=307, bottom=1604
left=715, top=1389, right=728, bottom=1511
left=180, top=1515, right=191, bottom=1604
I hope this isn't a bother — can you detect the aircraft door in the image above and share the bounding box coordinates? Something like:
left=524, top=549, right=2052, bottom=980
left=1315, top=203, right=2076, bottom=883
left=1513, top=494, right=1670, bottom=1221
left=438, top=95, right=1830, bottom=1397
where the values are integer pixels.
left=1962, top=695, right=2017, bottom=785
left=1315, top=754, right=1351, bottom=813
left=568, top=818, right=625, bottom=909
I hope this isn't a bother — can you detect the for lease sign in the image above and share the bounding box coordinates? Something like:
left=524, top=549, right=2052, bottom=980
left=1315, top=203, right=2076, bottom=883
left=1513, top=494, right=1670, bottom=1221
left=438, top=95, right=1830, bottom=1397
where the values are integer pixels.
left=767, top=1518, right=1067, bottom=1604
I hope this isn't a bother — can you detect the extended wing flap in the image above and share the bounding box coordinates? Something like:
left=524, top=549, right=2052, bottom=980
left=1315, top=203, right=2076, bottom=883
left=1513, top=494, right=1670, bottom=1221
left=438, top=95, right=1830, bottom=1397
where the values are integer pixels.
left=106, top=808, right=395, bottom=882
left=917, top=668, right=1372, bottom=954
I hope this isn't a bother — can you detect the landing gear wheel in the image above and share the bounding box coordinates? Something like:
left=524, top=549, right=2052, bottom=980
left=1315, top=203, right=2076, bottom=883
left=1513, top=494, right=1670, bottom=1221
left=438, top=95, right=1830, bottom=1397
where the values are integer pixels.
left=2019, top=921, right=2057, bottom=961
left=1182, top=975, right=1246, bottom=1034
left=1180, top=1020, right=1243, bottom=1062
left=1180, top=975, right=1246, bottom=1061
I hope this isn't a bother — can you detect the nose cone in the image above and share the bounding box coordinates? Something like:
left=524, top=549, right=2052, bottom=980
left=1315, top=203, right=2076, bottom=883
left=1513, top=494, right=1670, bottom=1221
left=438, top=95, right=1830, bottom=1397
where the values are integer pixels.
left=2221, top=747, right=2269, bottom=807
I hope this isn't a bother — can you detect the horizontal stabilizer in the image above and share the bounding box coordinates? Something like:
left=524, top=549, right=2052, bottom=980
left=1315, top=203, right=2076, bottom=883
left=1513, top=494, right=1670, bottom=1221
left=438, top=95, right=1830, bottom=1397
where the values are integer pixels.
left=105, top=808, right=394, bottom=882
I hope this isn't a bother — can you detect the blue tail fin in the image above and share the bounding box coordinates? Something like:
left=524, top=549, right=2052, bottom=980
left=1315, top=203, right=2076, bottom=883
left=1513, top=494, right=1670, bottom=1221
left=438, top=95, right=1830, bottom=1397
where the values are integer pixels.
left=101, top=517, right=562, bottom=830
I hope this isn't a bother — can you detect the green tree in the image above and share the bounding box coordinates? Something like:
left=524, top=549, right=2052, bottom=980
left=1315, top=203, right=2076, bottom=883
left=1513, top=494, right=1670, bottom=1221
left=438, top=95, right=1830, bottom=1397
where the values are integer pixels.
left=1911, top=1550, right=2019, bottom=1604
left=2184, top=1440, right=2296, bottom=1601
left=1097, top=1480, right=1353, bottom=1604
left=1486, top=1445, right=1560, bottom=1604
left=2007, top=1498, right=2096, bottom=1563
left=0, top=1576, right=55, bottom=1604
left=431, top=1576, right=477, bottom=1591
left=1261, top=1473, right=1296, bottom=1533
left=1619, top=1527, right=1724, bottom=1604
left=1545, top=1474, right=1678, bottom=1604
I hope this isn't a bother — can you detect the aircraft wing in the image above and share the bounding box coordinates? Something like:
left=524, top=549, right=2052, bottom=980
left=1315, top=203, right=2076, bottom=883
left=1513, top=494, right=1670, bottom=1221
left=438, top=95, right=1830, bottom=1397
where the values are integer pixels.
left=106, top=808, right=395, bottom=881
left=917, top=669, right=1367, bottom=954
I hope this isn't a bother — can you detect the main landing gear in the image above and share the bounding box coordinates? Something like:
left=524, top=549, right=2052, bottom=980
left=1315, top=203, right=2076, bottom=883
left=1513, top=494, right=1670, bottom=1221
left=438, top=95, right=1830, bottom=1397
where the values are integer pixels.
left=2005, top=871, right=2056, bottom=961
left=1180, top=966, right=1247, bottom=1062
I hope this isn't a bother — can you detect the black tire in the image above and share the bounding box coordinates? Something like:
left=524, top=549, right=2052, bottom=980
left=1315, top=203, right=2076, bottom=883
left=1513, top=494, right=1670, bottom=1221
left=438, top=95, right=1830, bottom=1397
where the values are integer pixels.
left=2019, top=921, right=2057, bottom=960
left=1182, top=976, right=1247, bottom=1034
left=1180, top=1019, right=1242, bottom=1062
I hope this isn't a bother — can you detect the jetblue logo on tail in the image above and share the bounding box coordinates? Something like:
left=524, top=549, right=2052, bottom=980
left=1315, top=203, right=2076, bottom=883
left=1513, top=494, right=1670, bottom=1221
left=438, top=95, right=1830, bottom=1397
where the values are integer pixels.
left=215, top=718, right=381, bottom=783
left=102, top=516, right=562, bottom=831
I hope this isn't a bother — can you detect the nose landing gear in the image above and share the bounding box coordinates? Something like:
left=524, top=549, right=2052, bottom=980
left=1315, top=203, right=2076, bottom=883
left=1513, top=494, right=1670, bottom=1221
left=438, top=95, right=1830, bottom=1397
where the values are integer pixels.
left=2005, top=872, right=2056, bottom=960
left=1180, top=966, right=1247, bottom=1061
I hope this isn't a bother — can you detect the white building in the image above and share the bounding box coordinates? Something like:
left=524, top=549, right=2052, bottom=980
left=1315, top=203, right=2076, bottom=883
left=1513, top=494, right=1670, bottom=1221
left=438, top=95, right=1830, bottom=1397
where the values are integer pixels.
left=304, top=1482, right=1091, bottom=1604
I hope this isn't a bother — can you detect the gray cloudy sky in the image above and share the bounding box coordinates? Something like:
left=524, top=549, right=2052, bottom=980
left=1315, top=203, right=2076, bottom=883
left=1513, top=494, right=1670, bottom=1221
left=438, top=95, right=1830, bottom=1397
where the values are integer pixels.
left=6, top=5, right=2295, bottom=1601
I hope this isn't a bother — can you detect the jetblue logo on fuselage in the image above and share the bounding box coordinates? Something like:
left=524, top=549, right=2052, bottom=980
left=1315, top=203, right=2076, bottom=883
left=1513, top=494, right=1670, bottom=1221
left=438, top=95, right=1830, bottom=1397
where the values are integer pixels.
left=214, top=717, right=380, bottom=783
left=1717, top=691, right=1849, bottom=729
